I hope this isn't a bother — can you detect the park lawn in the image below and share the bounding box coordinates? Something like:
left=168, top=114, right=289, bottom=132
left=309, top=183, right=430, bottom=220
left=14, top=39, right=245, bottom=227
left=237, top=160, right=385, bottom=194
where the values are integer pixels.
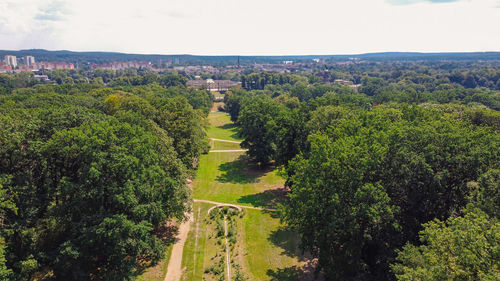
left=206, top=113, right=242, bottom=141
left=212, top=92, right=224, bottom=98
left=211, top=102, right=224, bottom=112
left=181, top=205, right=305, bottom=281
left=210, top=140, right=241, bottom=150
left=193, top=151, right=284, bottom=208
left=180, top=108, right=314, bottom=281
left=181, top=202, right=217, bottom=281
left=244, top=209, right=306, bottom=280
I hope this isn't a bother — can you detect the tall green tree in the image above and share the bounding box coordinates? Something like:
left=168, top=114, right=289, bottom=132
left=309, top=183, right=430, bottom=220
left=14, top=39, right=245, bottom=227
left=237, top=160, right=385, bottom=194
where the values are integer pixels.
left=238, top=97, right=282, bottom=165
left=283, top=130, right=398, bottom=279
left=392, top=208, right=499, bottom=281
left=38, top=121, right=188, bottom=280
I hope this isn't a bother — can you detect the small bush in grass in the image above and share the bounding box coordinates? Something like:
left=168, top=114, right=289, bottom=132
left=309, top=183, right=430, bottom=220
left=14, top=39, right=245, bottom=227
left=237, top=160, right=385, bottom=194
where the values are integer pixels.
left=216, top=220, right=224, bottom=237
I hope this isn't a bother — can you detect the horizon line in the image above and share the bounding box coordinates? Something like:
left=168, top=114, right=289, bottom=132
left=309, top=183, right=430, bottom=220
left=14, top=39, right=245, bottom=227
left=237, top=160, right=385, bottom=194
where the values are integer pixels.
left=1, top=48, right=499, bottom=57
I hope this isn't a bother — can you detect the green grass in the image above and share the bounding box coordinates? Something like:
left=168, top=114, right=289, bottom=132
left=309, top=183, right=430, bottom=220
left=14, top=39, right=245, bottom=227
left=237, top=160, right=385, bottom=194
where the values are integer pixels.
left=180, top=109, right=312, bottom=281
left=212, top=92, right=224, bottom=98
left=193, top=152, right=284, bottom=208
left=181, top=202, right=213, bottom=281
left=206, top=113, right=242, bottom=141
left=244, top=209, right=305, bottom=280
left=182, top=203, right=305, bottom=281
left=210, top=140, right=241, bottom=150
left=211, top=102, right=224, bottom=112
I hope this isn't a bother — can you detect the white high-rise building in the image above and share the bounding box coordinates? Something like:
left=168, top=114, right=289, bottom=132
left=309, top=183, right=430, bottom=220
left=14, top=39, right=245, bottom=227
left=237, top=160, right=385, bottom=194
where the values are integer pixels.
left=4, top=56, right=17, bottom=68
left=25, top=56, right=35, bottom=66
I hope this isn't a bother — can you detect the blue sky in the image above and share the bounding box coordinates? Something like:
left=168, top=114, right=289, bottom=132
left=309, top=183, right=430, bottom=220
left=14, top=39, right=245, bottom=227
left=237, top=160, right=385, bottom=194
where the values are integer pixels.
left=0, top=0, right=499, bottom=55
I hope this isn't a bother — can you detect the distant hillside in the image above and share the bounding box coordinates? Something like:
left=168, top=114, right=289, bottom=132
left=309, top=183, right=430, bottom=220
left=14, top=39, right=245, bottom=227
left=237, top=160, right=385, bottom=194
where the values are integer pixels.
left=0, top=49, right=499, bottom=65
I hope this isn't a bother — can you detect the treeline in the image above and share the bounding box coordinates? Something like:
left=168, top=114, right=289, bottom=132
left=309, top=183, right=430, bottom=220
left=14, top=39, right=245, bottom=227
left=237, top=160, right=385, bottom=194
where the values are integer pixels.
left=0, top=80, right=212, bottom=280
left=0, top=69, right=188, bottom=94
left=225, top=76, right=500, bottom=280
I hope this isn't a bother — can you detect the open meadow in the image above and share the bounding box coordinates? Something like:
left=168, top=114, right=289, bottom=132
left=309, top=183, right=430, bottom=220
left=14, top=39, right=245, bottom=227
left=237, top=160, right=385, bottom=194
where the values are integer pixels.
left=181, top=113, right=315, bottom=281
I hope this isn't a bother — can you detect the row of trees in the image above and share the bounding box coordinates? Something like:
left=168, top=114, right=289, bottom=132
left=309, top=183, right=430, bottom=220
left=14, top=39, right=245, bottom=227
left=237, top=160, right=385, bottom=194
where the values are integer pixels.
left=225, top=74, right=499, bottom=280
left=0, top=79, right=212, bottom=280
left=0, top=69, right=188, bottom=94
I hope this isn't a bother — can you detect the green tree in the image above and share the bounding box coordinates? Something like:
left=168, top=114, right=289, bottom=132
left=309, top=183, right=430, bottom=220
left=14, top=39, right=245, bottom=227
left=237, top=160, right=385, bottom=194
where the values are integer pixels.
left=283, top=131, right=398, bottom=280
left=467, top=169, right=500, bottom=219
left=156, top=96, right=209, bottom=169
left=238, top=97, right=282, bottom=165
left=392, top=209, right=500, bottom=281
left=39, top=121, right=188, bottom=280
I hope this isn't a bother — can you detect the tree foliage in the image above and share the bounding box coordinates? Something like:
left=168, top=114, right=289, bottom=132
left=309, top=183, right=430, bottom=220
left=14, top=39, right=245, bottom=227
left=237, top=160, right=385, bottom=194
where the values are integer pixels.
left=392, top=208, right=499, bottom=281
left=0, top=80, right=208, bottom=280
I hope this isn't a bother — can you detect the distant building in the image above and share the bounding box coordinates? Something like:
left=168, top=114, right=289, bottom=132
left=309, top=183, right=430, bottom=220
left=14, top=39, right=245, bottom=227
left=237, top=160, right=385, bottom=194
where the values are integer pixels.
left=283, top=61, right=293, bottom=65
left=334, top=79, right=352, bottom=85
left=4, top=55, right=17, bottom=68
left=36, top=62, right=75, bottom=70
left=0, top=62, right=12, bottom=73
left=92, top=61, right=152, bottom=70
left=25, top=56, right=35, bottom=66
left=350, top=84, right=361, bottom=91
left=34, top=74, right=49, bottom=82
left=187, top=79, right=241, bottom=92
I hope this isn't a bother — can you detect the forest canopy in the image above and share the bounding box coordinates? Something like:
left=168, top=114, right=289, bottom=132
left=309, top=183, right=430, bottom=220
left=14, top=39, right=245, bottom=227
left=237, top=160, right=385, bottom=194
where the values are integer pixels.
left=0, top=59, right=499, bottom=280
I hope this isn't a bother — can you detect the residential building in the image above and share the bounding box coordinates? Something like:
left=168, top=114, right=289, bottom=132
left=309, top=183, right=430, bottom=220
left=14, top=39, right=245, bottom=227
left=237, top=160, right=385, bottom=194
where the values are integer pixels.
left=4, top=55, right=17, bottom=68
left=187, top=79, right=241, bottom=92
left=0, top=63, right=12, bottom=73
left=91, top=61, right=152, bottom=70
left=35, top=62, right=75, bottom=70
left=25, top=56, right=35, bottom=66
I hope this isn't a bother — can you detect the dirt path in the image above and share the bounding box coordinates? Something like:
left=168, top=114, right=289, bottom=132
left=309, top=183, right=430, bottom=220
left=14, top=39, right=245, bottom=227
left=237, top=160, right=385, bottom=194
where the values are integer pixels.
left=210, top=138, right=242, bottom=144
left=164, top=211, right=193, bottom=281
left=191, top=207, right=201, bottom=279
left=209, top=149, right=248, bottom=153
left=193, top=199, right=276, bottom=212
left=224, top=217, right=231, bottom=280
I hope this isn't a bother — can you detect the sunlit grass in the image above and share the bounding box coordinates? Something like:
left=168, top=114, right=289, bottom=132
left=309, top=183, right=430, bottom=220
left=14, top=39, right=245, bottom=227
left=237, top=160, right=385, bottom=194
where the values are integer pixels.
left=206, top=113, right=242, bottom=141
left=193, top=152, right=284, bottom=208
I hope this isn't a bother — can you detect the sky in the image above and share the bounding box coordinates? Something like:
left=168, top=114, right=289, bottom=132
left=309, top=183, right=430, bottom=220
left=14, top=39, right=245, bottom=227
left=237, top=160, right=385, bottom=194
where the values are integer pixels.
left=0, top=0, right=499, bottom=55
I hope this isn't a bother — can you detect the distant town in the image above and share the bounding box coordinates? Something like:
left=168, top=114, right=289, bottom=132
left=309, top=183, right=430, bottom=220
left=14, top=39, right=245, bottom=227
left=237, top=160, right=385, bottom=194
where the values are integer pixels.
left=1, top=53, right=369, bottom=89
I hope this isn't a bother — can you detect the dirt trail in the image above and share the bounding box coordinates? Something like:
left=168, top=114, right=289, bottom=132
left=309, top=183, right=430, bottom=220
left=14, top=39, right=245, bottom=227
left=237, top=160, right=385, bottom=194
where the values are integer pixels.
left=210, top=138, right=242, bottom=144
left=224, top=217, right=231, bottom=281
left=191, top=207, right=201, bottom=279
left=194, top=199, right=276, bottom=212
left=164, top=211, right=193, bottom=281
left=209, top=149, right=248, bottom=153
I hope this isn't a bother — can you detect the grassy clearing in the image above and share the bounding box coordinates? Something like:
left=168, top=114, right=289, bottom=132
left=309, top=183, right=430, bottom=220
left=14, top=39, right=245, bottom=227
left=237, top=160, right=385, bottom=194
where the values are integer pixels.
left=212, top=92, right=224, bottom=98
left=206, top=113, right=242, bottom=141
left=211, top=102, right=224, bottom=112
left=179, top=110, right=314, bottom=281
left=193, top=152, right=284, bottom=208
left=182, top=203, right=246, bottom=281
left=181, top=204, right=307, bottom=281
left=181, top=202, right=213, bottom=281
left=244, top=209, right=310, bottom=280
left=210, top=140, right=242, bottom=150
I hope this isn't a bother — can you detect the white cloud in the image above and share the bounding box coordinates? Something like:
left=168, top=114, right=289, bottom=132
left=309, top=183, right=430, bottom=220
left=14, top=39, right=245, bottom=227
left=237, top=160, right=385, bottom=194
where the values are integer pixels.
left=0, top=0, right=499, bottom=54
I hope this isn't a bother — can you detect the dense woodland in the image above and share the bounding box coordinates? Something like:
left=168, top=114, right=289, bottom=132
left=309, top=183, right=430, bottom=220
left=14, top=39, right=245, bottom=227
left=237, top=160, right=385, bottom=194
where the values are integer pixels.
left=0, top=81, right=212, bottom=280
left=0, top=59, right=499, bottom=280
left=226, top=65, right=500, bottom=280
